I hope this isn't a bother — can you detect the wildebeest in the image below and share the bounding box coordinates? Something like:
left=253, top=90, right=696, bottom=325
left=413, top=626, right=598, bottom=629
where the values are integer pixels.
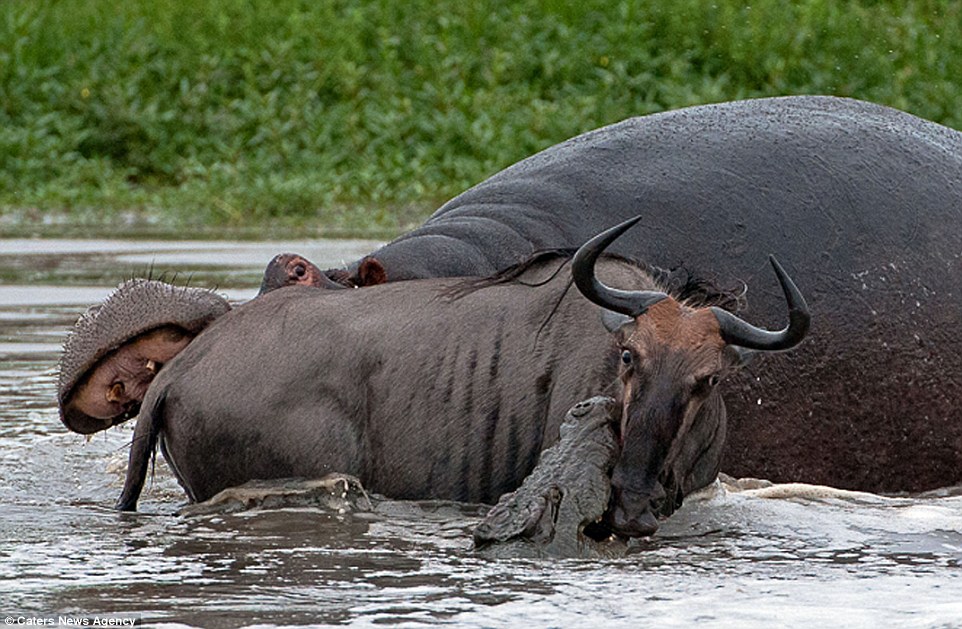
left=115, top=219, right=809, bottom=537
left=62, top=95, right=962, bottom=492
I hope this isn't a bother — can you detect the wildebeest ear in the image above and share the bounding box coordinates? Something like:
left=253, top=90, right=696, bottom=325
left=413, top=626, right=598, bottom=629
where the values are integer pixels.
left=726, top=345, right=755, bottom=367
left=601, top=309, right=633, bottom=333
left=356, top=257, right=388, bottom=286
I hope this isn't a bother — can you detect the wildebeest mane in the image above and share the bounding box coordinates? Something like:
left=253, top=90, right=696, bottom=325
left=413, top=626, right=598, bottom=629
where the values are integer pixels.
left=648, top=265, right=745, bottom=313
left=444, top=249, right=575, bottom=298
left=446, top=249, right=744, bottom=313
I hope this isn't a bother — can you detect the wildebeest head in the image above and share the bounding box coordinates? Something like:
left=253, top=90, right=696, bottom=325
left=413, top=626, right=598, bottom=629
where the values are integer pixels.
left=572, top=217, right=810, bottom=537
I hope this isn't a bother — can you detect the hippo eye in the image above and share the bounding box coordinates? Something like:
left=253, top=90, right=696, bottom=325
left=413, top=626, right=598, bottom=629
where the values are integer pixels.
left=294, top=264, right=306, bottom=277
left=621, top=350, right=632, bottom=365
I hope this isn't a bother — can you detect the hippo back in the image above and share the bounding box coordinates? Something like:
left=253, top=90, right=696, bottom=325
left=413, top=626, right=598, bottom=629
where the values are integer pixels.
left=375, top=96, right=962, bottom=492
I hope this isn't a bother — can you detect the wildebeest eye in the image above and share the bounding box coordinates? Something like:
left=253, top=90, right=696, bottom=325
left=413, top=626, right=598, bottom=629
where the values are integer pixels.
left=693, top=374, right=721, bottom=396
left=621, top=350, right=632, bottom=365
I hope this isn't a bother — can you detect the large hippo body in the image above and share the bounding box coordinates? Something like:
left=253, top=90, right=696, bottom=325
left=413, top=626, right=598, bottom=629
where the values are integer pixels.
left=360, top=96, right=962, bottom=493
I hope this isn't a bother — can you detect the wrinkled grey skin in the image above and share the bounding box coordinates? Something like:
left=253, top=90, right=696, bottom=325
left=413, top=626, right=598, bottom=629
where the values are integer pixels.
left=116, top=254, right=735, bottom=538
left=473, top=396, right=629, bottom=559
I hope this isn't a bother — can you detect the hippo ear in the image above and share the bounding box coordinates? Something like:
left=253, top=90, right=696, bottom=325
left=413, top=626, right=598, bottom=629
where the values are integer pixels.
left=356, top=257, right=388, bottom=287
left=601, top=309, right=633, bottom=333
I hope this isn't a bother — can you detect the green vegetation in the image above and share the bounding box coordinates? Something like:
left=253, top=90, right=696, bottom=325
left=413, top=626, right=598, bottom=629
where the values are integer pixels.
left=2, top=0, right=961, bottom=236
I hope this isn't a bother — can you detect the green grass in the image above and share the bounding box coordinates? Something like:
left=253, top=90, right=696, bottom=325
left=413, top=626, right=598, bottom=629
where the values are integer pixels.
left=2, top=0, right=961, bottom=235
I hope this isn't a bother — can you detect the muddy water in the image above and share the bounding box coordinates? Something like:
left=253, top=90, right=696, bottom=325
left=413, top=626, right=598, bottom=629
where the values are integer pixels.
left=0, top=238, right=960, bottom=628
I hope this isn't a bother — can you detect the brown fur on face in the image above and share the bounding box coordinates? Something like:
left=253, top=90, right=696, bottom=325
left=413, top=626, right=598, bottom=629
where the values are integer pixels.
left=616, top=298, right=733, bottom=431
left=625, top=298, right=724, bottom=357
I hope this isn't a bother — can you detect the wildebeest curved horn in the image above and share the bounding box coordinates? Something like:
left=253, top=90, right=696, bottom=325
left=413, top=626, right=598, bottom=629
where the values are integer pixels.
left=572, top=216, right=668, bottom=316
left=709, top=255, right=810, bottom=351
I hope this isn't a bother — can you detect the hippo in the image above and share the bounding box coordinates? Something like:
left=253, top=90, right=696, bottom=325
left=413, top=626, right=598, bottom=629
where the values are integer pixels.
left=62, top=95, right=962, bottom=492
left=264, top=96, right=962, bottom=493
left=57, top=281, right=231, bottom=434
left=58, top=253, right=323, bottom=434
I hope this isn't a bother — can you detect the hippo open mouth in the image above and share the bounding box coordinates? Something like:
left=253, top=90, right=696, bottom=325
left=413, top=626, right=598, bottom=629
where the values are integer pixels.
left=58, top=279, right=231, bottom=434
left=58, top=255, right=330, bottom=435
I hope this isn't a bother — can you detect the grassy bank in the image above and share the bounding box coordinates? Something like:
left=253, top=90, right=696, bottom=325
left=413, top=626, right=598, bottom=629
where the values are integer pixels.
left=2, top=0, right=961, bottom=235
